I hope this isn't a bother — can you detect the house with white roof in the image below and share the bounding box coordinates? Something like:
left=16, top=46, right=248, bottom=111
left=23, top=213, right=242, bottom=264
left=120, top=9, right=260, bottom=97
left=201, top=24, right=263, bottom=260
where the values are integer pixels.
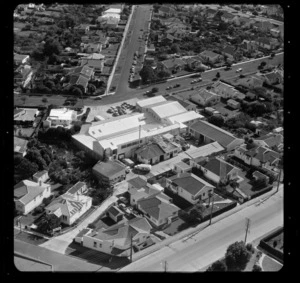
left=44, top=108, right=77, bottom=128
left=14, top=180, right=51, bottom=215
left=190, top=89, right=221, bottom=107
left=73, top=96, right=203, bottom=160
left=76, top=217, right=152, bottom=257
left=45, top=192, right=92, bottom=225
left=211, top=81, right=244, bottom=99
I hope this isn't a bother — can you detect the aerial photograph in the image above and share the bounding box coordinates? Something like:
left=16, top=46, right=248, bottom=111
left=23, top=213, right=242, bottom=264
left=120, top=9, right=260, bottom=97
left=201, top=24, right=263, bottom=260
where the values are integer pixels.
left=13, top=3, right=283, bottom=272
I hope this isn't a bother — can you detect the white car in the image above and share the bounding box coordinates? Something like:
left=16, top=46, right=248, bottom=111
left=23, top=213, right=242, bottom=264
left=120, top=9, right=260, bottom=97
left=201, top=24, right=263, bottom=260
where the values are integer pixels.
left=236, top=68, right=243, bottom=73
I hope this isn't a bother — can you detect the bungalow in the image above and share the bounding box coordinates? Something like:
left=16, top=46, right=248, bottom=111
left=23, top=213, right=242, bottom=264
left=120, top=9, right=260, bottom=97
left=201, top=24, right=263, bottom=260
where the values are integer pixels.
left=221, top=11, right=235, bottom=23
left=66, top=181, right=88, bottom=196
left=166, top=173, right=215, bottom=204
left=200, top=50, right=221, bottom=64
left=107, top=205, right=124, bottom=223
left=198, top=157, right=240, bottom=184
left=254, top=133, right=283, bottom=151
left=156, top=58, right=186, bottom=74
left=158, top=6, right=175, bottom=17
left=14, top=180, right=51, bottom=215
left=173, top=161, right=192, bottom=174
left=74, top=24, right=90, bottom=34
left=65, top=65, right=94, bottom=92
left=184, top=56, right=203, bottom=71
left=189, top=120, right=244, bottom=151
left=254, top=37, right=274, bottom=50
left=161, top=34, right=175, bottom=44
left=227, top=99, right=240, bottom=109
left=252, top=171, right=269, bottom=185
left=134, top=143, right=165, bottom=165
left=129, top=183, right=161, bottom=207
left=81, top=43, right=102, bottom=54
left=14, top=108, right=39, bottom=127
left=270, top=28, right=281, bottom=38
left=93, top=160, right=126, bottom=186
left=136, top=193, right=180, bottom=228
left=260, top=71, right=283, bottom=85
left=14, top=53, right=29, bottom=65
left=238, top=75, right=265, bottom=89
left=240, top=40, right=257, bottom=52
left=77, top=217, right=152, bottom=257
left=190, top=89, right=221, bottom=107
left=44, top=108, right=77, bottom=128
left=80, top=54, right=105, bottom=73
left=147, top=44, right=156, bottom=54
left=45, top=193, right=92, bottom=225
left=127, top=176, right=148, bottom=191
left=234, top=144, right=281, bottom=168
left=14, top=137, right=28, bottom=157
left=106, top=17, right=119, bottom=29
left=32, top=170, right=49, bottom=183
left=222, top=45, right=236, bottom=61
left=211, top=81, right=243, bottom=99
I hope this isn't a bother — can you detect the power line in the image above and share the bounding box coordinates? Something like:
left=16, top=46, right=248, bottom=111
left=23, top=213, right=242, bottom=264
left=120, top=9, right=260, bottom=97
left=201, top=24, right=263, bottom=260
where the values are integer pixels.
left=244, top=218, right=251, bottom=244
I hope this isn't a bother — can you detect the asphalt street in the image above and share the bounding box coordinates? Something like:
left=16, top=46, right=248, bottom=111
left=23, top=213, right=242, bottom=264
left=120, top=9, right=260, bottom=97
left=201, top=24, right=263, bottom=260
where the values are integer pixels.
left=119, top=186, right=283, bottom=272
left=87, top=52, right=283, bottom=106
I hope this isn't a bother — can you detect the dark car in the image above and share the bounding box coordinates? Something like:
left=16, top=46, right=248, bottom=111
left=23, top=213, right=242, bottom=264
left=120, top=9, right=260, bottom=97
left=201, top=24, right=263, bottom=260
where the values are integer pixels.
left=174, top=83, right=180, bottom=88
left=224, top=66, right=232, bottom=71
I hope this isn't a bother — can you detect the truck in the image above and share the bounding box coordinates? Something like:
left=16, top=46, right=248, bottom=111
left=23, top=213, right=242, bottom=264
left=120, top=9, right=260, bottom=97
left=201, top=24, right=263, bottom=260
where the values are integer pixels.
left=134, top=164, right=152, bottom=172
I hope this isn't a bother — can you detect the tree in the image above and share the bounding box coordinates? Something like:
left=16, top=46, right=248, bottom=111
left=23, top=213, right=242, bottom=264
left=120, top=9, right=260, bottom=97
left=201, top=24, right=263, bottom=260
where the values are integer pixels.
left=207, top=260, right=227, bottom=272
left=43, top=39, right=62, bottom=57
left=88, top=83, right=96, bottom=95
left=139, top=65, right=156, bottom=84
left=170, top=44, right=180, bottom=54
left=216, top=72, right=220, bottom=79
left=252, top=265, right=262, bottom=272
left=208, top=115, right=224, bottom=127
left=225, top=241, right=251, bottom=271
left=15, top=158, right=39, bottom=183
left=152, top=87, right=159, bottom=93
left=71, top=86, right=83, bottom=97
left=42, top=97, right=48, bottom=103
left=38, top=214, right=61, bottom=235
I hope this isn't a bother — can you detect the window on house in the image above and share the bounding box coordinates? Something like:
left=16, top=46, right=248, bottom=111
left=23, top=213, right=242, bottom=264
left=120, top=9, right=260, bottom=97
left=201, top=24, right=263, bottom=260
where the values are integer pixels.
left=99, top=243, right=102, bottom=248
left=94, top=242, right=97, bottom=247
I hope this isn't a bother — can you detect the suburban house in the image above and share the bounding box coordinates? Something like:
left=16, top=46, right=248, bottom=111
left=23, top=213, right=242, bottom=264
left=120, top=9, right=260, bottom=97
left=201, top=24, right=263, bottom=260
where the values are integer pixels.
left=129, top=182, right=162, bottom=207
left=14, top=180, right=51, bottom=215
left=80, top=43, right=102, bottom=54
left=66, top=182, right=88, bottom=197
left=45, top=192, right=92, bottom=226
left=196, top=157, right=240, bottom=184
left=32, top=170, right=49, bottom=183
left=65, top=65, right=94, bottom=92
left=254, top=133, right=283, bottom=151
left=14, top=108, right=39, bottom=127
left=44, top=108, right=77, bottom=128
left=156, top=58, right=186, bottom=74
left=211, top=81, right=244, bottom=99
left=173, top=161, right=192, bottom=174
left=254, top=37, right=275, bottom=50
left=14, top=53, right=29, bottom=66
left=190, top=89, right=221, bottom=107
left=252, top=170, right=270, bottom=185
left=222, top=45, right=236, bottom=61
left=166, top=173, right=215, bottom=204
left=188, top=120, right=244, bottom=151
left=76, top=217, right=152, bottom=257
left=127, top=176, right=147, bottom=191
left=227, top=99, right=240, bottom=109
left=184, top=56, right=203, bottom=71
left=74, top=24, right=90, bottom=34
left=200, top=50, right=221, bottom=64
left=136, top=193, right=180, bottom=228
left=185, top=142, right=225, bottom=163
left=107, top=205, right=124, bottom=223
left=260, top=71, right=283, bottom=85
left=221, top=11, right=235, bottom=23
left=14, top=137, right=28, bottom=157
left=240, top=40, right=257, bottom=52
left=238, top=75, right=265, bottom=89
left=80, top=53, right=105, bottom=73
left=92, top=160, right=126, bottom=186
left=270, top=28, right=281, bottom=37
left=158, top=5, right=175, bottom=17
left=234, top=144, right=281, bottom=168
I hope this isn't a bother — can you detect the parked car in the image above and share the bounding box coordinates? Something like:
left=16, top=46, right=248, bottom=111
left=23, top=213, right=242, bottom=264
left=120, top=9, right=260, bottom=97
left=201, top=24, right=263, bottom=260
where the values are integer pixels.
left=224, top=66, right=232, bottom=71
left=166, top=86, right=172, bottom=90
left=134, top=164, right=152, bottom=172
left=236, top=68, right=243, bottom=73
left=174, top=83, right=180, bottom=88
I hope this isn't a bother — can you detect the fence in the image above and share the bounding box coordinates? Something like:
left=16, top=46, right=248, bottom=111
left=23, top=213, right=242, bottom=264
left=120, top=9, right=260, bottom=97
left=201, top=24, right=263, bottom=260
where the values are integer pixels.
left=258, top=227, right=283, bottom=264
left=250, top=185, right=273, bottom=200
left=201, top=201, right=238, bottom=222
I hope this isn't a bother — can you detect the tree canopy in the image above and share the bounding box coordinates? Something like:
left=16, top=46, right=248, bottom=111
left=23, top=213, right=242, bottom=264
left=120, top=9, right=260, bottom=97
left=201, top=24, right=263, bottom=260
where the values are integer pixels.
left=206, top=260, right=227, bottom=272
left=225, top=241, right=251, bottom=271
left=139, top=65, right=157, bottom=84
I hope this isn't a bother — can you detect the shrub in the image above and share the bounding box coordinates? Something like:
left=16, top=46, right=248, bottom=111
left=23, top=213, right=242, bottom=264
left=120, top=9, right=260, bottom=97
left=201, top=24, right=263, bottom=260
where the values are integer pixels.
left=88, top=223, right=96, bottom=229
left=34, top=206, right=44, bottom=214
left=246, top=243, right=255, bottom=254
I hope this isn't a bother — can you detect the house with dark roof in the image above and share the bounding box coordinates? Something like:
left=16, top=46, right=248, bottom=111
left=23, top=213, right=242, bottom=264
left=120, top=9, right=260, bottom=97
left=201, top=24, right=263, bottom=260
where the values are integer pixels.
left=198, top=157, right=240, bottom=184
left=234, top=144, right=281, bottom=168
left=127, top=176, right=147, bottom=191
left=134, top=143, right=165, bottom=165
left=261, top=71, right=283, bottom=85
left=166, top=173, right=215, bottom=204
left=137, top=192, right=180, bottom=228
left=227, top=99, right=240, bottom=109
left=189, top=120, right=244, bottom=151
left=157, top=58, right=186, bottom=74
left=93, top=160, right=126, bottom=186
left=45, top=192, right=92, bottom=225
left=222, top=45, right=236, bottom=61
left=67, top=182, right=88, bottom=197
left=65, top=65, right=94, bottom=92
left=77, top=217, right=152, bottom=257
left=254, top=133, right=283, bottom=151
left=200, top=50, right=221, bottom=64
left=254, top=37, right=274, bottom=50
left=14, top=137, right=28, bottom=157
left=107, top=205, right=124, bottom=222
left=14, top=180, right=51, bottom=215
left=129, top=182, right=162, bottom=207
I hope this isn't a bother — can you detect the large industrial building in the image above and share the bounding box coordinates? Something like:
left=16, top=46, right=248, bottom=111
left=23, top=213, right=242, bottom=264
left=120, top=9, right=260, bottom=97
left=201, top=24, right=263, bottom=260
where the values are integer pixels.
left=73, top=96, right=203, bottom=160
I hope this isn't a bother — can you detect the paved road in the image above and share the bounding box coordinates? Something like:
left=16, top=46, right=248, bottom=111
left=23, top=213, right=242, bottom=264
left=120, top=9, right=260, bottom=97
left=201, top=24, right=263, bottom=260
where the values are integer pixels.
left=88, top=52, right=283, bottom=106
left=114, top=5, right=152, bottom=95
left=119, top=186, right=283, bottom=272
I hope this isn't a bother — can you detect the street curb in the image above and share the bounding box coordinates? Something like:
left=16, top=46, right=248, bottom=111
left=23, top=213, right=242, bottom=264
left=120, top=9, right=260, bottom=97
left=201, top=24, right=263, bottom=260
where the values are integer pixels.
left=14, top=251, right=54, bottom=271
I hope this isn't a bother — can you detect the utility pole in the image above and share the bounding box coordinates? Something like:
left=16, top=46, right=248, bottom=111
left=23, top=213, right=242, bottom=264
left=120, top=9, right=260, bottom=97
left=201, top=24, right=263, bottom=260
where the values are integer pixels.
left=244, top=218, right=251, bottom=244
left=130, top=234, right=133, bottom=263
left=209, top=191, right=215, bottom=226
left=162, top=260, right=167, bottom=272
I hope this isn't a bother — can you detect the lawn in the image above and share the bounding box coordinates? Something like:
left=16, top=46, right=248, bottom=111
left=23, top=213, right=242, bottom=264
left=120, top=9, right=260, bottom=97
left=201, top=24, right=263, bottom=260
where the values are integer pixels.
left=262, top=255, right=283, bottom=271
left=162, top=217, right=190, bottom=236
left=14, top=228, right=48, bottom=245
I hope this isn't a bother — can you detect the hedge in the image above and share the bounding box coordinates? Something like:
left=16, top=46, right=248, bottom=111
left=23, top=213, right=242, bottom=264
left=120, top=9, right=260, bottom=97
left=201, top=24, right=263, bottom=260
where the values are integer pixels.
left=250, top=185, right=273, bottom=200
left=201, top=201, right=238, bottom=222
